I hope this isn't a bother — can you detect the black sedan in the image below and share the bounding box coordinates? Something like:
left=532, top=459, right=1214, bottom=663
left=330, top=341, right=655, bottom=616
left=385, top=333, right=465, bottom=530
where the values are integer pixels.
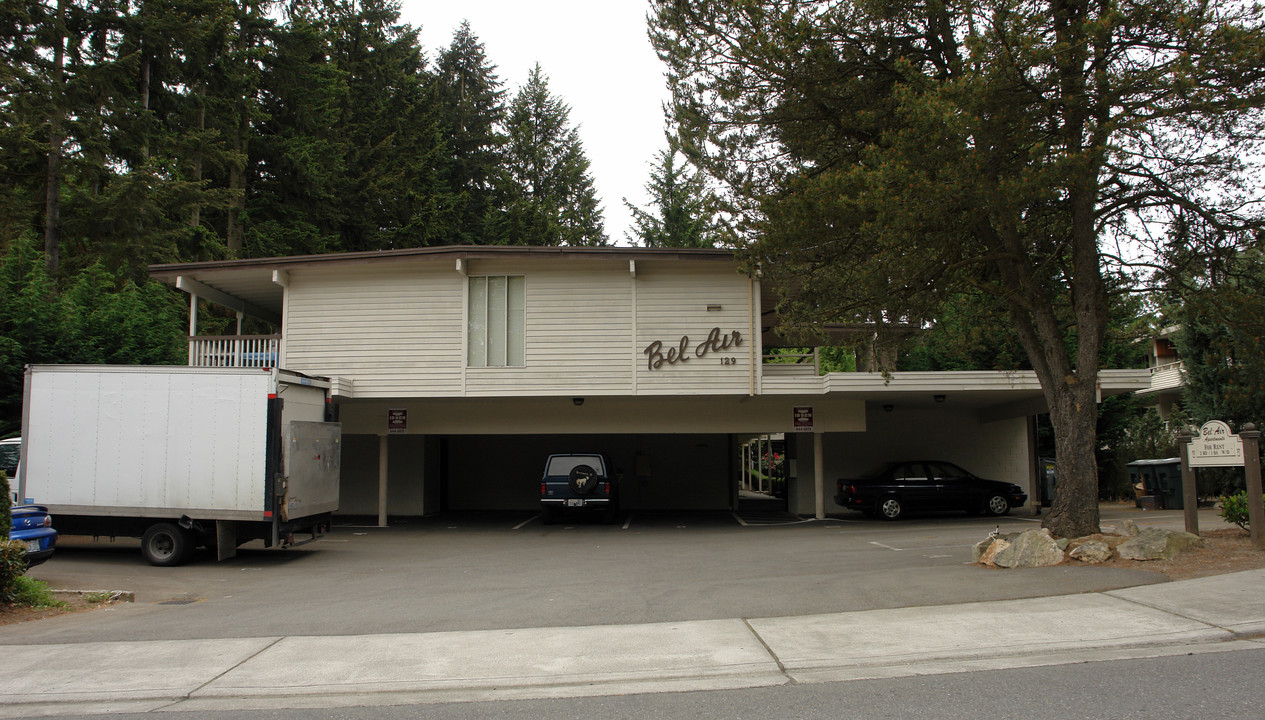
left=834, top=461, right=1028, bottom=520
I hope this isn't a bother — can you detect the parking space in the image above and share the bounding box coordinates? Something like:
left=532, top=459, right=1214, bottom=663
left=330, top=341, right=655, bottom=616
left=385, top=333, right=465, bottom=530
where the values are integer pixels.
left=6, top=505, right=1219, bottom=649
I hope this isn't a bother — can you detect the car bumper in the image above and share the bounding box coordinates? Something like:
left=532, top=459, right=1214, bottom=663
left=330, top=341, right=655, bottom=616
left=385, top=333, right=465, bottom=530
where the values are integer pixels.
left=541, top=498, right=614, bottom=508
left=834, top=494, right=865, bottom=509
left=13, top=530, right=57, bottom=567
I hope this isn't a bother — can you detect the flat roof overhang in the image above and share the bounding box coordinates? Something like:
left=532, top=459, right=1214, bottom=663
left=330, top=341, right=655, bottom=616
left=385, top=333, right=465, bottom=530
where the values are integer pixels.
left=150, top=245, right=739, bottom=321
left=763, top=369, right=1151, bottom=422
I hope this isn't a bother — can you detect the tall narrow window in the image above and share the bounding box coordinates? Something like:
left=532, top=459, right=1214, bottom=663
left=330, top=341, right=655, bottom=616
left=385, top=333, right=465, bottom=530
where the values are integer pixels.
left=468, top=276, right=525, bottom=367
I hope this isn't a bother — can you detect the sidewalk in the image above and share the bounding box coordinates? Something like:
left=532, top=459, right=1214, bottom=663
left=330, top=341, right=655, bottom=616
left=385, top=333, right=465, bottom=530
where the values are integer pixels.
left=1, top=568, right=1262, bottom=716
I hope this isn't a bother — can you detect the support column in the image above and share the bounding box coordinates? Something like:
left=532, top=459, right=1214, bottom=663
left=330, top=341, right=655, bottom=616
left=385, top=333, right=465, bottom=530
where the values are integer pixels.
left=1241, top=424, right=1262, bottom=550
left=378, top=435, right=389, bottom=528
left=814, top=432, right=825, bottom=520
left=1178, top=427, right=1198, bottom=535
left=188, top=294, right=199, bottom=365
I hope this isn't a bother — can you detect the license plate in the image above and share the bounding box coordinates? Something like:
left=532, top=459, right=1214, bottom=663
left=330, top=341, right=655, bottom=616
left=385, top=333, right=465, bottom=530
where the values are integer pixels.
left=23, top=540, right=41, bottom=553
left=566, top=499, right=585, bottom=507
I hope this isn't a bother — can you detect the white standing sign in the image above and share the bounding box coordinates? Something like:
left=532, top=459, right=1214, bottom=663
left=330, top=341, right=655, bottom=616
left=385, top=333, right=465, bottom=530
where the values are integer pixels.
left=1189, top=420, right=1245, bottom=467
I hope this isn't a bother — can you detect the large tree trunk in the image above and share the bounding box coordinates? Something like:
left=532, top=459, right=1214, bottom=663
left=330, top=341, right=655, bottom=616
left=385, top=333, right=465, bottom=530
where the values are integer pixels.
left=1041, top=373, right=1103, bottom=538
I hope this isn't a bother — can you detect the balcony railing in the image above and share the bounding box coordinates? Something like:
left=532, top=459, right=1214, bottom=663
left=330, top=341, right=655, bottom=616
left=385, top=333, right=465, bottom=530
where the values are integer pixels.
left=762, top=350, right=819, bottom=377
left=189, top=335, right=281, bottom=368
left=1148, top=361, right=1184, bottom=392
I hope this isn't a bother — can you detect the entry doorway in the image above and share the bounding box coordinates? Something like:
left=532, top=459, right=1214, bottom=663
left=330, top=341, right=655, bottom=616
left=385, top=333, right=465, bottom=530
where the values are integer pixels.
left=738, top=434, right=789, bottom=514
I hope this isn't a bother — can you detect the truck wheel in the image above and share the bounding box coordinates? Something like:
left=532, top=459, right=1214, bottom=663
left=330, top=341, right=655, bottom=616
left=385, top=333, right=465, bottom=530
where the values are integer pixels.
left=142, top=523, right=193, bottom=567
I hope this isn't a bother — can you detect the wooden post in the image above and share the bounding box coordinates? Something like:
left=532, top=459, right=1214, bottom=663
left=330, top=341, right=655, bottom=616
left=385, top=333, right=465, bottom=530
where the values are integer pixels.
left=1178, top=426, right=1198, bottom=535
left=1241, top=424, right=1262, bottom=550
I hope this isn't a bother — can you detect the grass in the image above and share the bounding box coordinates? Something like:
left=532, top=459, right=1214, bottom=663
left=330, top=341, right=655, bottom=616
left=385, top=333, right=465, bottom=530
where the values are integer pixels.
left=5, top=576, right=68, bottom=610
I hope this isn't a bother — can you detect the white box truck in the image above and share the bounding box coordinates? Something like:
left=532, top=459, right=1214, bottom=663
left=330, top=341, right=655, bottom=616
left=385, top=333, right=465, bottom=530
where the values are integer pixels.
left=16, top=365, right=340, bottom=566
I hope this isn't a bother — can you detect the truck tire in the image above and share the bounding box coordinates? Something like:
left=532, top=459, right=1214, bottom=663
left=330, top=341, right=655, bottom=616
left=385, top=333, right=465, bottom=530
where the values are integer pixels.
left=142, top=523, right=193, bottom=567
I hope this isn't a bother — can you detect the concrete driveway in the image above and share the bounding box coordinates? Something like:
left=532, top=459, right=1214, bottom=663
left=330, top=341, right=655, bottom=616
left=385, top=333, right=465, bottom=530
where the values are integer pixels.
left=6, top=504, right=1216, bottom=646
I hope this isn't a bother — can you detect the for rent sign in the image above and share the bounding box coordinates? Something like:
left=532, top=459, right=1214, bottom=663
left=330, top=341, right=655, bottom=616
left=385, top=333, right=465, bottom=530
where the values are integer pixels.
left=1189, top=420, right=1245, bottom=467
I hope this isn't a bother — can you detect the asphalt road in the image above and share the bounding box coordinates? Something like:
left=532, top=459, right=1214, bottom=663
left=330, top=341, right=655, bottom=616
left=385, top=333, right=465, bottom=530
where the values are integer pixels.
left=6, top=504, right=1217, bottom=645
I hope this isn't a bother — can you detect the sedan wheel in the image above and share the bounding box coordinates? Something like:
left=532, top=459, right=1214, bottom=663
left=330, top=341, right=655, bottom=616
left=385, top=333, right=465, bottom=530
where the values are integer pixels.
left=877, top=496, right=903, bottom=520
left=984, top=494, right=1011, bottom=516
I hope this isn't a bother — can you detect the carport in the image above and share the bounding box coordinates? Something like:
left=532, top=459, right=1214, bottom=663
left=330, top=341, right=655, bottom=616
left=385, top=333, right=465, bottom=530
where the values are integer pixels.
left=328, top=370, right=1149, bottom=522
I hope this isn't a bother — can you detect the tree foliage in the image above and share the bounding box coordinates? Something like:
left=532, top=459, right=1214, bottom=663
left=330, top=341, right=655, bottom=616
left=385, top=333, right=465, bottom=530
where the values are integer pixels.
left=624, top=136, right=721, bottom=248
left=651, top=0, right=1265, bottom=536
left=0, top=5, right=607, bottom=433
left=494, top=64, right=607, bottom=246
left=1173, top=242, right=1265, bottom=428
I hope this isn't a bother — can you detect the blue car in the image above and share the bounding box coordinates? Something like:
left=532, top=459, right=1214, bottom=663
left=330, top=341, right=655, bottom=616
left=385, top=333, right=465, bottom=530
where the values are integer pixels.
left=10, top=505, right=57, bottom=567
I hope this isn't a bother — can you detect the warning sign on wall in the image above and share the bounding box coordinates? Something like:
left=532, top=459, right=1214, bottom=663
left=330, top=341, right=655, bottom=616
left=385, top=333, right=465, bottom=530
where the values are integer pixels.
left=793, top=406, right=814, bottom=433
left=387, top=408, right=407, bottom=434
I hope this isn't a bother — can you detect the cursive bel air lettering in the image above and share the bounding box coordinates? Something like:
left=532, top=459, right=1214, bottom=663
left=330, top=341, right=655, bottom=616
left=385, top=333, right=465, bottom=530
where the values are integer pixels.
left=644, top=328, right=743, bottom=371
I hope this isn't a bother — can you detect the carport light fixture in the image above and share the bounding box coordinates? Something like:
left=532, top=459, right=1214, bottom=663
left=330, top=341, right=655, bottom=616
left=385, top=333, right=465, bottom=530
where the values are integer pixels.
left=573, top=397, right=584, bottom=406
left=883, top=404, right=894, bottom=412
left=934, top=394, right=946, bottom=403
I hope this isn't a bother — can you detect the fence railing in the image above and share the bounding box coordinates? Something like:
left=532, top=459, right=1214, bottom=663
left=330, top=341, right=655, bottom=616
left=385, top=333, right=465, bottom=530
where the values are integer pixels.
left=762, top=350, right=819, bottom=377
left=1149, top=361, right=1184, bottom=391
left=188, top=335, right=281, bottom=368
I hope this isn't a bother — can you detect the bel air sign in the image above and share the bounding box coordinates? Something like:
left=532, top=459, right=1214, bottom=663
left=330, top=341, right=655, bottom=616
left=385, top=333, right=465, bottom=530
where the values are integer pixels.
left=643, top=328, right=743, bottom=370
left=1189, top=420, right=1245, bottom=467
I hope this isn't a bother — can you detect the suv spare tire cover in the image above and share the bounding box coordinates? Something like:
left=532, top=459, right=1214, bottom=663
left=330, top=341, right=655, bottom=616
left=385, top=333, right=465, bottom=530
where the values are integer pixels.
left=568, top=464, right=600, bottom=495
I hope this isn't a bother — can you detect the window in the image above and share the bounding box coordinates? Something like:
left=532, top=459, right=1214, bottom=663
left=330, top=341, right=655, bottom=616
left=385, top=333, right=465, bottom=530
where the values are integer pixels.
left=468, top=276, right=525, bottom=367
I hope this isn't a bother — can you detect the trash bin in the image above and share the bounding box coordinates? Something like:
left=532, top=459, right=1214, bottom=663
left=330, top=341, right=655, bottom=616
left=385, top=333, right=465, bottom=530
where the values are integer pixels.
left=1127, top=458, right=1183, bottom=510
left=1040, top=458, right=1057, bottom=507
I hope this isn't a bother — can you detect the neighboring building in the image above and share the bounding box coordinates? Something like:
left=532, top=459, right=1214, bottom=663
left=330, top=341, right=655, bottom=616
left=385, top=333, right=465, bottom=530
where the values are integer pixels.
left=1136, top=325, right=1184, bottom=421
left=150, top=246, right=1149, bottom=521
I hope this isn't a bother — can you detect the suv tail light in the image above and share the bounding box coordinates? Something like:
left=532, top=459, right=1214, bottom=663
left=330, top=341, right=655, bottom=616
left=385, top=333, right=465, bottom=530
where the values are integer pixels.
left=540, top=482, right=547, bottom=496
left=603, top=482, right=610, bottom=495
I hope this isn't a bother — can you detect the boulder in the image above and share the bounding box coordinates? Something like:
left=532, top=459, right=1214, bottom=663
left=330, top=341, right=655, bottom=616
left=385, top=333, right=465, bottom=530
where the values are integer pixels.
left=1122, top=519, right=1141, bottom=537
left=979, top=537, right=1013, bottom=566
left=1116, top=527, right=1204, bottom=561
left=990, top=528, right=1064, bottom=568
left=1069, top=540, right=1114, bottom=564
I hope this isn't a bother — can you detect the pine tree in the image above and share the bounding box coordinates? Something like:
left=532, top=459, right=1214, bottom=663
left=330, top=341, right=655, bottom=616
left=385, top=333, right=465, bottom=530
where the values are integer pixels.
left=434, top=21, right=505, bottom=245
left=624, top=137, right=718, bottom=248
left=494, top=64, right=606, bottom=247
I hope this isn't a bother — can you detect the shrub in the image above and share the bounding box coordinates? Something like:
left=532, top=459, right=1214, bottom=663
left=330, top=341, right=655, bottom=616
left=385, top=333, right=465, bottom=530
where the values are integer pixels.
left=1219, top=491, right=1263, bottom=531
left=0, top=538, right=27, bottom=602
left=1, top=470, right=10, bottom=537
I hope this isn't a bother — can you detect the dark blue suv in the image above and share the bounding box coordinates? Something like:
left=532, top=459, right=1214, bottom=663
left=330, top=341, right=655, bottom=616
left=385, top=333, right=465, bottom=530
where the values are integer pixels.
left=540, top=453, right=618, bottom=523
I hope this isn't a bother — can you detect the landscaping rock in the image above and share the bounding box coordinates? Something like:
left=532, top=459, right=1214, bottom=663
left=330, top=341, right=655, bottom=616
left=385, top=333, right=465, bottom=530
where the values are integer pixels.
left=1117, top=527, right=1204, bottom=561
left=1069, top=540, right=1113, bottom=564
left=979, top=538, right=1012, bottom=566
left=990, top=528, right=1064, bottom=568
left=1122, top=519, right=1141, bottom=537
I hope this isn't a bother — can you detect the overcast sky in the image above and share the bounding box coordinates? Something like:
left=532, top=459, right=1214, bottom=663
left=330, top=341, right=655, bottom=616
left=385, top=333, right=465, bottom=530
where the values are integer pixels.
left=401, top=0, right=671, bottom=245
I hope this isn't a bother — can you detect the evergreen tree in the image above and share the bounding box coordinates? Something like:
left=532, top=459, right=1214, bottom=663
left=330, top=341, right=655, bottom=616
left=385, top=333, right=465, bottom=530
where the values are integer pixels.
left=494, top=64, right=606, bottom=247
left=652, top=0, right=1265, bottom=538
left=624, top=137, right=719, bottom=248
left=434, top=21, right=505, bottom=245
left=247, top=14, right=346, bottom=256
left=302, top=0, right=452, bottom=251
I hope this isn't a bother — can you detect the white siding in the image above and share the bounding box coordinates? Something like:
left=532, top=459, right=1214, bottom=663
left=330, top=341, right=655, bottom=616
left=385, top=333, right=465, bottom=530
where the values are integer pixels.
left=464, top=259, right=634, bottom=396
left=281, top=255, right=756, bottom=399
left=284, top=264, right=465, bottom=398
left=635, top=264, right=753, bottom=395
